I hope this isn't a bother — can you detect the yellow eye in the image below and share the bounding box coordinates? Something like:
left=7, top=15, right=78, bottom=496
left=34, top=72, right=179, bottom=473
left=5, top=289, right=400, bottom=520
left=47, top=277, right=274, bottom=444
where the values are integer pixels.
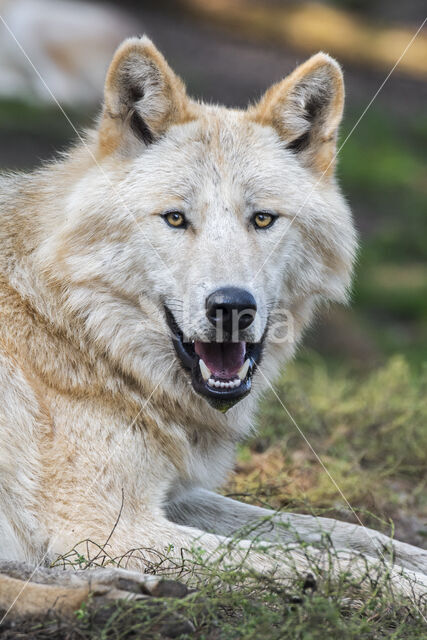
left=253, top=212, right=276, bottom=229
left=163, top=211, right=187, bottom=228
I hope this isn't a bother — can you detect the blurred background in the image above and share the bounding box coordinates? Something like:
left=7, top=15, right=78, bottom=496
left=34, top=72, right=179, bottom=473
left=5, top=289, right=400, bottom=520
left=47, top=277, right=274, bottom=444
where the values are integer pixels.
left=0, top=0, right=426, bottom=545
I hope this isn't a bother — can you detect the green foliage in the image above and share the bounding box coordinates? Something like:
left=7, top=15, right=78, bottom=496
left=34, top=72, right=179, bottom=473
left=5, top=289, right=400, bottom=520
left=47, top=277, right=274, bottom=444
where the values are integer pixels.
left=0, top=98, right=90, bottom=136
left=243, top=355, right=427, bottom=526
left=256, top=354, right=427, bottom=473
left=340, top=109, right=426, bottom=197
left=19, top=537, right=427, bottom=639
left=335, top=106, right=427, bottom=363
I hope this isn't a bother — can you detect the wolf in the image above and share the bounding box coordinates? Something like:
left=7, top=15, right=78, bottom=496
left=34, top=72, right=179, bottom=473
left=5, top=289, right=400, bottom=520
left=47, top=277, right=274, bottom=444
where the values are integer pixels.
left=0, top=0, right=133, bottom=105
left=0, top=36, right=426, bottom=605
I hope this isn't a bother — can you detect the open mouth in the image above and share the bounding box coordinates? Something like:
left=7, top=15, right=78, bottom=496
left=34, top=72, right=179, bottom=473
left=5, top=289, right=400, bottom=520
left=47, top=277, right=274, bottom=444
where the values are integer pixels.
left=164, top=306, right=264, bottom=411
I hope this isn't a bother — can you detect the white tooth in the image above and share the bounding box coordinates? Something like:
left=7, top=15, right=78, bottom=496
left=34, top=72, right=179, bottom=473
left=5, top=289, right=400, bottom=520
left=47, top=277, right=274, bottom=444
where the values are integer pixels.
left=214, top=380, right=221, bottom=388
left=199, top=359, right=211, bottom=382
left=208, top=378, right=215, bottom=386
left=237, top=358, right=251, bottom=381
left=234, top=378, right=241, bottom=387
left=220, top=382, right=226, bottom=388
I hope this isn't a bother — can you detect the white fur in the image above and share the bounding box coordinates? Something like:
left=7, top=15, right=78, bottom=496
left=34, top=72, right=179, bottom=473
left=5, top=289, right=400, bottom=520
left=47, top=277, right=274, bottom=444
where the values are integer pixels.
left=0, top=39, right=425, bottom=602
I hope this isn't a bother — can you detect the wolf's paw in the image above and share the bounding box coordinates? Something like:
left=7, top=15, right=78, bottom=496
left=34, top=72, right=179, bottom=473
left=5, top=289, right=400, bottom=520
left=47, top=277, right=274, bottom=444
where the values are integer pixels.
left=0, top=561, right=194, bottom=635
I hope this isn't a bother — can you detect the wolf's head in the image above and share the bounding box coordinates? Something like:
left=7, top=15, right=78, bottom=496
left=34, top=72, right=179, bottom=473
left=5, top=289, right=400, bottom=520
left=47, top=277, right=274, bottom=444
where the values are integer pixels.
left=50, top=37, right=356, bottom=415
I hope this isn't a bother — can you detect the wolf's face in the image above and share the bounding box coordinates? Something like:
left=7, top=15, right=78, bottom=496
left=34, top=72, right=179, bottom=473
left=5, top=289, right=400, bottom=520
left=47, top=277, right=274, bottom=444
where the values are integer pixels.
left=54, top=38, right=356, bottom=413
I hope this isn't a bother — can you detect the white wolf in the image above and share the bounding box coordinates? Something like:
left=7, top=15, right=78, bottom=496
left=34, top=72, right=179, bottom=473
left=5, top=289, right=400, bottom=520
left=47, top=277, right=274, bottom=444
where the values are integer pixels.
left=0, top=37, right=426, bottom=607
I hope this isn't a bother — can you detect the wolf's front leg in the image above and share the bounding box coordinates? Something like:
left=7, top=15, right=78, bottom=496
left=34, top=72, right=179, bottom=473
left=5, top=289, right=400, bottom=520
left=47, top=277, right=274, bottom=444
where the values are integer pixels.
left=45, top=504, right=427, bottom=603
left=48, top=513, right=302, bottom=582
left=166, top=488, right=427, bottom=576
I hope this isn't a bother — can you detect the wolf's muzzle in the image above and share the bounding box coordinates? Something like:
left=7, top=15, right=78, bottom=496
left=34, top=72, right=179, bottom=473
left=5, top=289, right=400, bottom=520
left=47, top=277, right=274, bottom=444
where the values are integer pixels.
left=165, top=301, right=265, bottom=413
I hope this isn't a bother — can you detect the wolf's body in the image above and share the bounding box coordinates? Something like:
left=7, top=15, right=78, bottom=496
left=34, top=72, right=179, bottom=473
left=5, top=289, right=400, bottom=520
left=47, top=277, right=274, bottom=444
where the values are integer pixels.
left=0, top=37, right=426, bottom=603
left=0, top=0, right=133, bottom=104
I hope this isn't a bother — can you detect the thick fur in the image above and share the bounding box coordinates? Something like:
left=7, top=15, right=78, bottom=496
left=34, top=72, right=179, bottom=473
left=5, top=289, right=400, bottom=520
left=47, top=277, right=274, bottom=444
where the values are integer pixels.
left=0, top=37, right=426, bottom=601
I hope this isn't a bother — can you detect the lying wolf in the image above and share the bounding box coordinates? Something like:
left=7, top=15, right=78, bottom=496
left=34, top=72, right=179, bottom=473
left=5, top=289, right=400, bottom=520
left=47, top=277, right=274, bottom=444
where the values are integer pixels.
left=0, top=37, right=426, bottom=606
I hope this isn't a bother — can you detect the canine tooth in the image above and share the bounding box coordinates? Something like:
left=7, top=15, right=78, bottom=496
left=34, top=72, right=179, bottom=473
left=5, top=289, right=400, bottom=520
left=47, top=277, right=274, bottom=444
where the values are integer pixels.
left=208, top=378, right=214, bottom=386
left=199, top=359, right=211, bottom=382
left=237, top=358, right=250, bottom=381
left=234, top=379, right=241, bottom=387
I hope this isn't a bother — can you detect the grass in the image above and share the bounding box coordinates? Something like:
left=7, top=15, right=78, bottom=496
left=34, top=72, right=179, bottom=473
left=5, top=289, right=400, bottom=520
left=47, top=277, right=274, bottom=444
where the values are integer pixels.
left=50, top=573, right=427, bottom=640
left=228, top=354, right=427, bottom=545
left=7, top=535, right=426, bottom=639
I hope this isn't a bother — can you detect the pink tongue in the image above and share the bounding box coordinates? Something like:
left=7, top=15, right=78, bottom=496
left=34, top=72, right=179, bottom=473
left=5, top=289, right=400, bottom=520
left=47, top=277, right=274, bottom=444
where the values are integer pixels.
left=195, top=341, right=246, bottom=379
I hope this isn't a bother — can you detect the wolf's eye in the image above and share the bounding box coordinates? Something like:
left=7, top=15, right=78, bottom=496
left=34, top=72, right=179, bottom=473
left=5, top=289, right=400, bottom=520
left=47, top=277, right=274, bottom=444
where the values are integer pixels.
left=252, top=212, right=276, bottom=229
left=163, top=211, right=187, bottom=229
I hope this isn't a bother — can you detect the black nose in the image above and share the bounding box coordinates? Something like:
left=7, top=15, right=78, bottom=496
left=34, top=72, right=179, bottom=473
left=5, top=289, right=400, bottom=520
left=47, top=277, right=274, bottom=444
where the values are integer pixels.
left=206, top=287, right=257, bottom=334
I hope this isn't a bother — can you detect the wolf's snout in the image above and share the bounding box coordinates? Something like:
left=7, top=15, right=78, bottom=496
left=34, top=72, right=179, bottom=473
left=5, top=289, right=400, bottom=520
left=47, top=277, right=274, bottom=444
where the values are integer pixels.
left=205, top=287, right=257, bottom=333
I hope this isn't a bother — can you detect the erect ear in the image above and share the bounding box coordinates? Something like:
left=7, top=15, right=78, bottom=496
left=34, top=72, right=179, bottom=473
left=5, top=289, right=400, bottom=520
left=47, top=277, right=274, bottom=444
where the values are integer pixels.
left=251, top=53, right=344, bottom=177
left=98, top=36, right=193, bottom=156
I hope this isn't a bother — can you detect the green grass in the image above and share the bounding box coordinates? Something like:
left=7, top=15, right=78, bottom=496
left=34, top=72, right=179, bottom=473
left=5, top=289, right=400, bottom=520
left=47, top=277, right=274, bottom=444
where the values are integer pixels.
left=256, top=354, right=427, bottom=473
left=69, top=573, right=427, bottom=640
left=229, top=354, right=427, bottom=543
left=12, top=534, right=426, bottom=639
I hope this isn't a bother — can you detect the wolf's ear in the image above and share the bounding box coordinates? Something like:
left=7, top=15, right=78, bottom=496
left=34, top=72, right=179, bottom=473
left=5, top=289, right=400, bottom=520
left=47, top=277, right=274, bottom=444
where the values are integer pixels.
left=98, top=37, right=192, bottom=156
left=251, top=53, right=344, bottom=177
